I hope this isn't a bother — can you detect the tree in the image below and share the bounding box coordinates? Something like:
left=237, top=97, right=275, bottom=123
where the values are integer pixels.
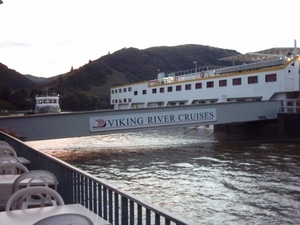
left=0, top=87, right=12, bottom=103
left=12, top=88, right=33, bottom=110
left=60, top=91, right=100, bottom=111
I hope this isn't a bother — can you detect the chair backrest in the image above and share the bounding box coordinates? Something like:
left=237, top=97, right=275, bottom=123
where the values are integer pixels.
left=0, top=155, right=20, bottom=163
left=5, top=186, right=65, bottom=211
left=0, top=146, right=17, bottom=157
left=33, top=213, right=93, bottom=225
left=0, top=141, right=12, bottom=146
left=0, top=162, right=28, bottom=175
left=12, top=170, right=58, bottom=193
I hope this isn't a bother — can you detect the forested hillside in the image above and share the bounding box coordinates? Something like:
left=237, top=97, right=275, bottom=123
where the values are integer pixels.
left=100, top=45, right=237, bottom=82
left=0, top=44, right=239, bottom=112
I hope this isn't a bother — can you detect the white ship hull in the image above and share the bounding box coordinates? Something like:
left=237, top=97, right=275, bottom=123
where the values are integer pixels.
left=35, top=105, right=61, bottom=114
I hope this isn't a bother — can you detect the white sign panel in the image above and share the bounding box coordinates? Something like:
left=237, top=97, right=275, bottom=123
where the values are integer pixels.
left=89, top=108, right=217, bottom=133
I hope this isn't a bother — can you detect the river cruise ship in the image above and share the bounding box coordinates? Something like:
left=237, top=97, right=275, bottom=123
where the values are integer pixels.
left=110, top=42, right=300, bottom=110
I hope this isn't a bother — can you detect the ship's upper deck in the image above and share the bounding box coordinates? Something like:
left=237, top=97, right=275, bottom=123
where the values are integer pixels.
left=150, top=48, right=300, bottom=86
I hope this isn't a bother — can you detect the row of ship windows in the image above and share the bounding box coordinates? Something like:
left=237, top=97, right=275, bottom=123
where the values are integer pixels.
left=38, top=99, right=57, bottom=104
left=111, top=74, right=276, bottom=103
left=112, top=98, right=132, bottom=104
left=111, top=87, right=132, bottom=94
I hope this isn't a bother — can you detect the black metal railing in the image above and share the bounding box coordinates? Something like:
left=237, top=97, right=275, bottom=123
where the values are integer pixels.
left=0, top=131, right=193, bottom=225
left=278, top=99, right=300, bottom=114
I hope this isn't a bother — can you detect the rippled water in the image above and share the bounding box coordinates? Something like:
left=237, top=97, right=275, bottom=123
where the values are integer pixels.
left=27, top=128, right=300, bottom=224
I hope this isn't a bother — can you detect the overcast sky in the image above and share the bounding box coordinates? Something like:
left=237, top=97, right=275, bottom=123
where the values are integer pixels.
left=1, top=0, right=300, bottom=78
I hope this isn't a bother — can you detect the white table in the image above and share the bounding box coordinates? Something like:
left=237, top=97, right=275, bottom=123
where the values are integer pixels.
left=0, top=203, right=111, bottom=224
left=0, top=175, right=56, bottom=210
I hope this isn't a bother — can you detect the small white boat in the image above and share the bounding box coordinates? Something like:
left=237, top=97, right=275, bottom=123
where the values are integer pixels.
left=35, top=94, right=61, bottom=114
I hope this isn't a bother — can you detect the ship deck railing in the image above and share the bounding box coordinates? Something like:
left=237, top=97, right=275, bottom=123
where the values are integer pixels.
left=150, top=58, right=286, bottom=86
left=216, top=58, right=285, bottom=74
left=278, top=99, right=300, bottom=114
left=0, top=131, right=193, bottom=225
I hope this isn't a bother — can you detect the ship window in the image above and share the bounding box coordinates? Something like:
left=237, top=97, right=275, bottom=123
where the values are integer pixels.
left=143, top=90, right=147, bottom=95
left=179, top=102, right=185, bottom=106
left=111, top=90, right=114, bottom=94
left=115, top=89, right=118, bottom=93
left=128, top=98, right=132, bottom=102
left=207, top=81, right=214, bottom=88
left=152, top=88, right=157, bottom=94
left=168, top=86, right=173, bottom=92
left=176, top=85, right=181, bottom=91
left=123, top=98, right=127, bottom=103
left=219, top=80, right=227, bottom=87
left=160, top=87, right=164, bottom=93
left=195, top=83, right=202, bottom=89
left=119, top=99, right=122, bottom=103
left=248, top=76, right=258, bottom=84
left=128, top=87, right=132, bottom=92
left=119, top=88, right=122, bottom=93
left=185, top=84, right=191, bottom=90
left=134, top=91, right=138, bottom=95
left=123, top=88, right=127, bottom=92
left=265, top=73, right=277, bottom=82
left=233, top=78, right=242, bottom=85
left=53, top=100, right=57, bottom=103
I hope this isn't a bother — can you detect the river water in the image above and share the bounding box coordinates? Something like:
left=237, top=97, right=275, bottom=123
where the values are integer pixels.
left=26, top=127, right=300, bottom=224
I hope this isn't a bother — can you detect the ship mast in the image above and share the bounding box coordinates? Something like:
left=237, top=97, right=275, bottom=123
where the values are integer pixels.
left=294, top=39, right=298, bottom=56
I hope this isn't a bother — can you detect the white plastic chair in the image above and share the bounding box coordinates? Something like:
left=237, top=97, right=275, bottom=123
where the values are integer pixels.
left=0, top=141, right=12, bottom=147
left=5, top=186, right=65, bottom=211
left=0, top=162, right=28, bottom=175
left=0, top=146, right=17, bottom=157
left=33, top=213, right=93, bottom=225
left=11, top=170, right=59, bottom=208
left=12, top=170, right=59, bottom=192
left=0, top=155, right=20, bottom=163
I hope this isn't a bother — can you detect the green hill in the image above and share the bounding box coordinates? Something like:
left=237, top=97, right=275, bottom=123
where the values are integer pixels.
left=0, top=63, right=37, bottom=90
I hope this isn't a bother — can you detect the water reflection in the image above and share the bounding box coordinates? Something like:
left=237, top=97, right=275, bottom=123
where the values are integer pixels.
left=27, top=128, right=300, bottom=224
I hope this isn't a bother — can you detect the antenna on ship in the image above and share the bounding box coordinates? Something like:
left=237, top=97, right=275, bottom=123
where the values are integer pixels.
left=294, top=39, right=298, bottom=56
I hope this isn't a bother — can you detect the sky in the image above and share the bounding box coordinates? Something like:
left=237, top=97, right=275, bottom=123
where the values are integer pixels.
left=1, top=0, right=300, bottom=78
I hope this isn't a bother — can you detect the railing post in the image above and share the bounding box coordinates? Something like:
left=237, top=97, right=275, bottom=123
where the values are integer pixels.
left=121, top=196, right=128, bottom=225
left=103, top=186, right=107, bottom=220
left=109, top=190, right=113, bottom=223
left=137, top=204, right=142, bottom=225
left=146, top=209, right=151, bottom=225
left=114, top=193, right=119, bottom=225
left=130, top=200, right=134, bottom=225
